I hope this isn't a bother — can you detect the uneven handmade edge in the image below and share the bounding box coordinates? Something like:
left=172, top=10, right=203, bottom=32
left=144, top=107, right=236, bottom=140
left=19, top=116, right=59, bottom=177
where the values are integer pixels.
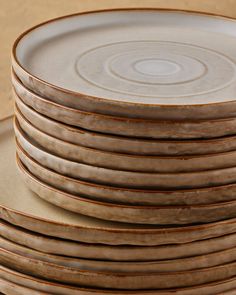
left=0, top=117, right=166, bottom=230
left=14, top=9, right=236, bottom=105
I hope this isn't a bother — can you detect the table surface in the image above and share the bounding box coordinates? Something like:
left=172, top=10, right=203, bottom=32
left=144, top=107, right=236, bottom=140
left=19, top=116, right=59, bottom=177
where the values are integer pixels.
left=1, top=0, right=236, bottom=120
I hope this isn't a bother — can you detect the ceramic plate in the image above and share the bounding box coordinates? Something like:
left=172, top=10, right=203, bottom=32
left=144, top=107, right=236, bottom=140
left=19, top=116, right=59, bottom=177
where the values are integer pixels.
left=15, top=109, right=236, bottom=173
left=2, top=265, right=236, bottom=295
left=3, top=235, right=236, bottom=273
left=14, top=120, right=236, bottom=189
left=2, top=246, right=236, bottom=289
left=3, top=219, right=236, bottom=262
left=17, top=140, right=236, bottom=206
left=15, top=92, right=236, bottom=157
left=0, top=277, right=44, bottom=295
left=12, top=74, right=236, bottom=139
left=16, top=154, right=236, bottom=225
left=12, top=9, right=236, bottom=120
left=3, top=118, right=236, bottom=245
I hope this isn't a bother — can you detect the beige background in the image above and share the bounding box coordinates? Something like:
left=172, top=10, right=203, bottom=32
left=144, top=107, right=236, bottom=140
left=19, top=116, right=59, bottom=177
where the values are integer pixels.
left=1, top=0, right=236, bottom=119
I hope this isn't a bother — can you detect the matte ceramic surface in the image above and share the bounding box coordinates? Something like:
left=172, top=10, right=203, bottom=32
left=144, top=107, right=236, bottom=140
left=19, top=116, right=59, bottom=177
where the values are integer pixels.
left=16, top=154, right=236, bottom=225
left=16, top=109, right=236, bottom=173
left=0, top=278, right=44, bottom=295
left=3, top=219, right=236, bottom=262
left=2, top=247, right=236, bottom=289
left=17, top=141, right=236, bottom=206
left=14, top=120, right=236, bottom=189
left=3, top=119, right=236, bottom=245
left=3, top=235, right=236, bottom=273
left=12, top=74, right=236, bottom=139
left=12, top=9, right=236, bottom=120
left=15, top=93, right=236, bottom=157
left=2, top=266, right=236, bottom=295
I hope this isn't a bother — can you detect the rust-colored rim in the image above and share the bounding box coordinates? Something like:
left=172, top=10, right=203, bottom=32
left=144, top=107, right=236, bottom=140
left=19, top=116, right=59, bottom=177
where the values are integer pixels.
left=17, top=152, right=236, bottom=211
left=12, top=8, right=236, bottom=108
left=12, top=69, right=236, bottom=124
left=2, top=115, right=236, bottom=234
left=1, top=265, right=236, bottom=294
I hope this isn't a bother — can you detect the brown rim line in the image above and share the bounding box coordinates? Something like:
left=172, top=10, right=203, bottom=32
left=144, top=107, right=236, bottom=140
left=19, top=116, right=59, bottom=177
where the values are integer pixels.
left=3, top=116, right=236, bottom=237
left=1, top=266, right=236, bottom=295
left=14, top=104, right=236, bottom=161
left=2, top=246, right=236, bottom=278
left=11, top=8, right=236, bottom=109
left=11, top=67, right=236, bottom=124
left=14, top=129, right=236, bottom=195
left=15, top=153, right=236, bottom=211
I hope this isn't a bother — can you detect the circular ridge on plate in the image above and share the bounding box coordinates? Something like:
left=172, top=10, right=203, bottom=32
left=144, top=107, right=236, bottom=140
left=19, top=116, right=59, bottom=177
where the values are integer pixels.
left=12, top=8, right=236, bottom=119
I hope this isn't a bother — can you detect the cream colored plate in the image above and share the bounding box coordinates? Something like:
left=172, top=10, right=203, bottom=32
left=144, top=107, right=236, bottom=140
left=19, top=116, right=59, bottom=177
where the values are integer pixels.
left=2, top=246, right=236, bottom=289
left=2, top=235, right=236, bottom=274
left=15, top=91, right=236, bottom=157
left=12, top=9, right=236, bottom=120
left=2, top=265, right=236, bottom=295
left=3, top=219, right=236, bottom=262
left=12, top=73, right=236, bottom=139
left=17, top=140, right=236, bottom=206
left=3, top=118, right=236, bottom=245
left=16, top=154, right=236, bottom=225
left=16, top=108, right=236, bottom=173
left=14, top=120, right=236, bottom=189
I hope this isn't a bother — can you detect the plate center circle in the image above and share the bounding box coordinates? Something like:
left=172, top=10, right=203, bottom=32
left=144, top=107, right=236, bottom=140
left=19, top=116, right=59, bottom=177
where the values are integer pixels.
left=134, top=59, right=181, bottom=76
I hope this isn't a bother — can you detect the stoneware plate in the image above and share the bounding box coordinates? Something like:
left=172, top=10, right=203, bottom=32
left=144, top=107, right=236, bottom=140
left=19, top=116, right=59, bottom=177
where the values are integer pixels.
left=2, top=235, right=236, bottom=273
left=2, top=266, right=236, bottom=295
left=12, top=9, right=236, bottom=121
left=2, top=246, right=236, bottom=289
left=3, top=118, right=236, bottom=245
left=0, top=277, right=44, bottom=295
left=14, top=120, right=236, bottom=189
left=16, top=108, right=236, bottom=173
left=17, top=141, right=236, bottom=206
left=15, top=93, right=236, bottom=157
left=12, top=73, right=236, bottom=139
left=3, top=219, right=236, bottom=262
left=16, top=154, right=236, bottom=225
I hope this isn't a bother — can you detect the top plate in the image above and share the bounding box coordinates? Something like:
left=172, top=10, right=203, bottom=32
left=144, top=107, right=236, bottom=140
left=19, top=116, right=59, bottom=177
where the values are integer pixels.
left=12, top=9, right=236, bottom=119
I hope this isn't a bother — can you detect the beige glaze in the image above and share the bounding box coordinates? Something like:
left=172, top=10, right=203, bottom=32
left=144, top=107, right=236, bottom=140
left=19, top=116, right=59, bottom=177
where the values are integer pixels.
left=2, top=247, right=236, bottom=289
left=3, top=219, right=236, bottom=262
left=12, top=73, right=236, bottom=139
left=14, top=93, right=236, bottom=157
left=3, top=235, right=236, bottom=273
left=16, top=155, right=236, bottom=225
left=15, top=108, right=236, bottom=173
left=12, top=9, right=236, bottom=121
left=17, top=141, right=236, bottom=206
left=2, top=265, right=236, bottom=295
left=14, top=120, right=236, bottom=189
left=3, top=118, right=236, bottom=245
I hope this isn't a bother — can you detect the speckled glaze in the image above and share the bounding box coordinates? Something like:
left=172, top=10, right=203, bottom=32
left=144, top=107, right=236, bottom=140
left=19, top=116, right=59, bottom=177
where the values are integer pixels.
left=17, top=141, right=236, bottom=206
left=2, top=246, right=236, bottom=289
left=14, top=120, right=236, bottom=189
left=4, top=118, right=236, bottom=246
left=16, top=155, right=236, bottom=224
left=0, top=278, right=44, bottom=295
left=2, top=265, right=236, bottom=295
left=15, top=108, right=236, bottom=173
left=3, top=219, right=236, bottom=262
left=12, top=73, right=236, bottom=139
left=11, top=9, right=236, bottom=121
left=15, top=93, right=236, bottom=157
left=3, top=235, right=236, bottom=273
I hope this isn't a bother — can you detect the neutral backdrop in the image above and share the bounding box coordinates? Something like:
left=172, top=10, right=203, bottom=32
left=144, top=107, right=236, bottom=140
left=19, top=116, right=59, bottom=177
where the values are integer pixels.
left=1, top=0, right=236, bottom=119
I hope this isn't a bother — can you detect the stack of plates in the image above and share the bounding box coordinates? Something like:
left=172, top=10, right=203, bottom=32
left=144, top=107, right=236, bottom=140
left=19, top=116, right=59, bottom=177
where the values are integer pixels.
left=1, top=8, right=236, bottom=293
